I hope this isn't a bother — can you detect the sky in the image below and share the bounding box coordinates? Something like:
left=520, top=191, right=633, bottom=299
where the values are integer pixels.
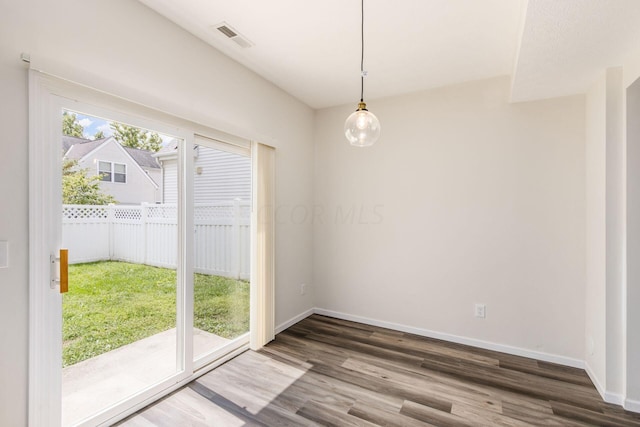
left=68, top=110, right=175, bottom=145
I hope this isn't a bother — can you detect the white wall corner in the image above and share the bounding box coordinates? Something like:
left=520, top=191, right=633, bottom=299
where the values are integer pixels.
left=584, top=362, right=626, bottom=406
left=508, top=0, right=530, bottom=103
left=584, top=362, right=606, bottom=399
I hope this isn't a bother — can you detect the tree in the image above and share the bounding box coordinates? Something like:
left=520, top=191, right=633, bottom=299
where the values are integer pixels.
left=110, top=122, right=162, bottom=152
left=62, top=112, right=84, bottom=137
left=62, top=159, right=116, bottom=205
left=93, top=130, right=105, bottom=139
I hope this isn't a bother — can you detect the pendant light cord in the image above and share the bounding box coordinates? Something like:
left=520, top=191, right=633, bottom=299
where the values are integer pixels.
left=360, top=0, right=364, bottom=103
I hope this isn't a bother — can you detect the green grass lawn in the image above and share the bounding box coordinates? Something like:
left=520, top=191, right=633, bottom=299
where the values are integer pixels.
left=63, top=261, right=249, bottom=367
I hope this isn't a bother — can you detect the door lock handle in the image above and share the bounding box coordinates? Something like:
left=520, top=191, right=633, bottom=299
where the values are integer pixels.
left=51, top=249, right=68, bottom=293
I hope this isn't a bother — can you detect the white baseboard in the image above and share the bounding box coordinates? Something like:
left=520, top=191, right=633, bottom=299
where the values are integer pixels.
left=275, top=308, right=314, bottom=334
left=584, top=362, right=625, bottom=406
left=584, top=362, right=607, bottom=399
left=625, top=398, right=640, bottom=413
left=313, top=308, right=585, bottom=369
left=606, top=391, right=626, bottom=406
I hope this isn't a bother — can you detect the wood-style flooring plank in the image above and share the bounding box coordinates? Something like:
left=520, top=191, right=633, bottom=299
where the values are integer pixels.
left=418, top=350, right=605, bottom=410
left=308, top=358, right=454, bottom=412
left=121, top=314, right=640, bottom=426
left=340, top=356, right=503, bottom=415
left=550, top=400, right=640, bottom=427
left=501, top=400, right=593, bottom=427
left=347, top=401, right=436, bottom=427
left=296, top=400, right=379, bottom=427
left=399, top=400, right=475, bottom=427
left=499, top=358, right=594, bottom=387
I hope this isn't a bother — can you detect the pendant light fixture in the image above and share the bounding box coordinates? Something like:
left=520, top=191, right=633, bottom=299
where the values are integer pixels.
left=344, top=0, right=380, bottom=147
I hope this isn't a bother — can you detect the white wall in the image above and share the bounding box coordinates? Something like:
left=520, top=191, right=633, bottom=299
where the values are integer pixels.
left=604, top=68, right=625, bottom=398
left=585, top=73, right=607, bottom=386
left=582, top=43, right=640, bottom=409
left=0, top=1, right=314, bottom=425
left=314, top=76, right=586, bottom=361
left=0, top=42, right=29, bottom=427
left=623, top=49, right=640, bottom=89
left=624, top=45, right=640, bottom=409
left=626, top=76, right=640, bottom=406
left=584, top=68, right=626, bottom=401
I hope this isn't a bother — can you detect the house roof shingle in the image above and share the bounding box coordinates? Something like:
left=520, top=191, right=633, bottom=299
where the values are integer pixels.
left=63, top=135, right=160, bottom=169
left=124, top=146, right=161, bottom=169
left=63, top=136, right=107, bottom=159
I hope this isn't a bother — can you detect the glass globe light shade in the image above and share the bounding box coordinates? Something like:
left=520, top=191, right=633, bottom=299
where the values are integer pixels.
left=344, top=102, right=380, bottom=147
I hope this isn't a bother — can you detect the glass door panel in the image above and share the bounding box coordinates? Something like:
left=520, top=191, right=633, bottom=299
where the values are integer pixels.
left=192, top=139, right=251, bottom=361
left=60, top=110, right=180, bottom=426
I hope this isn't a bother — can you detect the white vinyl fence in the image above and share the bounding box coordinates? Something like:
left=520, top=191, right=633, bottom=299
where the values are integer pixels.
left=62, top=202, right=250, bottom=280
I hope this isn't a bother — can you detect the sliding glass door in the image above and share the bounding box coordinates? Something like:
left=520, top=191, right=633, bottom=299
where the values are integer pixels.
left=28, top=72, right=256, bottom=427
left=191, top=137, right=251, bottom=365
left=59, top=109, right=184, bottom=426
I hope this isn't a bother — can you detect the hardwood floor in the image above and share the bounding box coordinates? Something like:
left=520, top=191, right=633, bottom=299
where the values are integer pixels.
left=119, top=315, right=640, bottom=426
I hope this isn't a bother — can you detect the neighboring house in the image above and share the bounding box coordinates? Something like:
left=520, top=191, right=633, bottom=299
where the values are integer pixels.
left=63, top=135, right=162, bottom=205
left=155, top=140, right=251, bottom=204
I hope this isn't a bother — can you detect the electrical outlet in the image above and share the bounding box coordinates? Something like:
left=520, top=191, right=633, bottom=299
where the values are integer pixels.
left=474, top=303, right=486, bottom=319
left=300, top=283, right=307, bottom=295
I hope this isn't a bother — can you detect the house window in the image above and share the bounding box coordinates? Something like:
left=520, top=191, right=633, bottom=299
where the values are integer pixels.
left=98, top=161, right=112, bottom=182
left=98, top=161, right=126, bottom=183
left=114, top=163, right=126, bottom=183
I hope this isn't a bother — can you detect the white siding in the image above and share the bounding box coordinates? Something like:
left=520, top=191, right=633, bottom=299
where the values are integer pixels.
left=145, top=167, right=162, bottom=203
left=161, top=147, right=251, bottom=204
left=162, top=158, right=178, bottom=204
left=194, top=146, right=251, bottom=203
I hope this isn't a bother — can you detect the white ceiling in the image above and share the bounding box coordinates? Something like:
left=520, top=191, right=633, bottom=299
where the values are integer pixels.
left=511, top=0, right=640, bottom=102
left=138, top=0, right=640, bottom=109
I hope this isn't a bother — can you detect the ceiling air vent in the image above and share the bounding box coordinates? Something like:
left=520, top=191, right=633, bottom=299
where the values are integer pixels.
left=214, top=22, right=253, bottom=48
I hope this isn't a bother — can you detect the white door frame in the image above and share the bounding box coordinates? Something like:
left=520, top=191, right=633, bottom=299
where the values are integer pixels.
left=28, top=71, right=260, bottom=426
